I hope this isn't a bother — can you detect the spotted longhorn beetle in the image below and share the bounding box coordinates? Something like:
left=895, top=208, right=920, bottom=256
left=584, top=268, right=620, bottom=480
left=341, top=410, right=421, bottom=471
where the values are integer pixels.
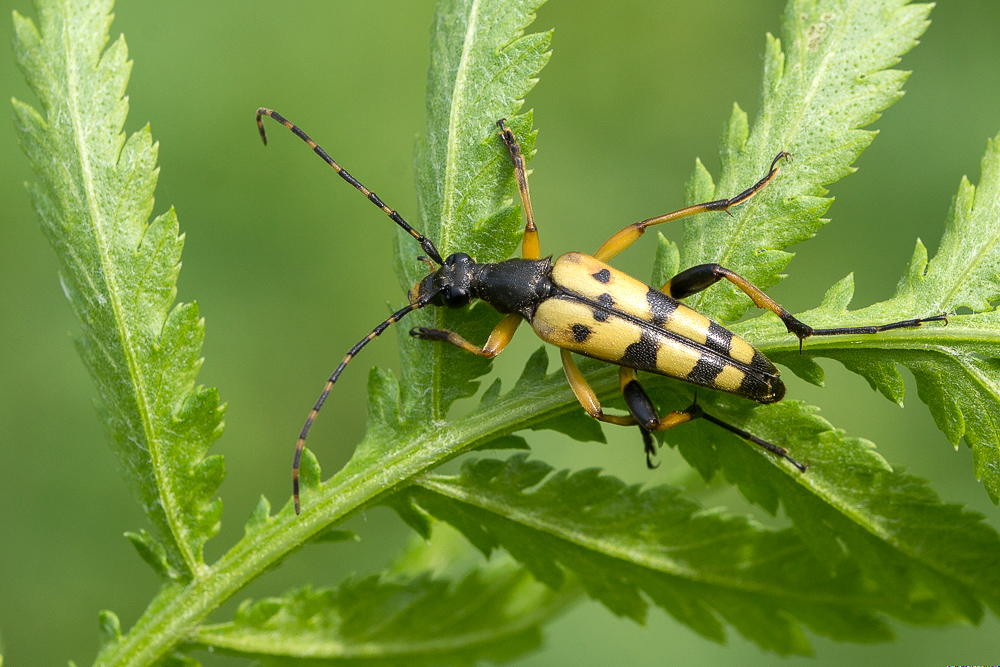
left=256, top=108, right=947, bottom=514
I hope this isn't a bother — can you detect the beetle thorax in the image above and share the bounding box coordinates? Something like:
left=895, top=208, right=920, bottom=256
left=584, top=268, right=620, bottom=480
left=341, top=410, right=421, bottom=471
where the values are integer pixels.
left=472, top=257, right=554, bottom=319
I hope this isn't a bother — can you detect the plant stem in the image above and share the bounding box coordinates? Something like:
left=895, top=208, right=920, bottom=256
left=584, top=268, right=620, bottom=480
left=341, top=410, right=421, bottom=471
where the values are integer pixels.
left=95, top=361, right=603, bottom=667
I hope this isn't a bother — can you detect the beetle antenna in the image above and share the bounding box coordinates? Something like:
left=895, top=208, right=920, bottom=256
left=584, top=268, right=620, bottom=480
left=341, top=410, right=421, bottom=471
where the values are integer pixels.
left=256, top=108, right=444, bottom=265
left=292, top=288, right=441, bottom=514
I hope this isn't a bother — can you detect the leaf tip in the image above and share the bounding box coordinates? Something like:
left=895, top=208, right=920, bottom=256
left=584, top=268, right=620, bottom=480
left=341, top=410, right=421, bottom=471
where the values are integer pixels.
left=240, top=496, right=272, bottom=541
left=124, top=529, right=182, bottom=581
left=298, top=446, right=322, bottom=491
left=98, top=609, right=123, bottom=648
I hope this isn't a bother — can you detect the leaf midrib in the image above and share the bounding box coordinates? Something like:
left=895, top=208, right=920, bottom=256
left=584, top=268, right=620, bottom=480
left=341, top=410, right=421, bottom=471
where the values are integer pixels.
left=433, top=0, right=483, bottom=419
left=738, top=320, right=1000, bottom=353
left=193, top=590, right=550, bottom=660
left=440, top=0, right=482, bottom=255
left=59, top=7, right=197, bottom=576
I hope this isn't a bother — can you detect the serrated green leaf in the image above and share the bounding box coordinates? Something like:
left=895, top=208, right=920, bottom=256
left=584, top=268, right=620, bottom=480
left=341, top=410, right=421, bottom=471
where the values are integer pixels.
left=733, top=132, right=1000, bottom=501
left=85, top=5, right=568, bottom=665
left=190, top=529, right=574, bottom=666
left=379, top=321, right=999, bottom=653
left=908, top=136, right=1000, bottom=313
left=75, top=2, right=1000, bottom=665
left=402, top=454, right=981, bottom=655
left=396, top=0, right=552, bottom=421
left=643, top=383, right=1000, bottom=619
left=673, top=0, right=932, bottom=322
left=13, top=0, right=224, bottom=579
left=84, top=5, right=565, bottom=663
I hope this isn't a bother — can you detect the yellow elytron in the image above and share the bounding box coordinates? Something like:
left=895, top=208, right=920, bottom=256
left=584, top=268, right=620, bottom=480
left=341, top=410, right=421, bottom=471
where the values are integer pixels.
left=256, top=109, right=946, bottom=513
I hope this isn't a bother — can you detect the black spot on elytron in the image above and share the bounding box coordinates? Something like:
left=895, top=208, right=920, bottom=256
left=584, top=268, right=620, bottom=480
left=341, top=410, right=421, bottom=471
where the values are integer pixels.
left=687, top=354, right=727, bottom=387
left=620, top=331, right=660, bottom=371
left=593, top=293, right=615, bottom=322
left=705, top=321, right=734, bottom=357
left=646, top=287, right=679, bottom=327
left=572, top=323, right=592, bottom=342
left=592, top=268, right=611, bottom=283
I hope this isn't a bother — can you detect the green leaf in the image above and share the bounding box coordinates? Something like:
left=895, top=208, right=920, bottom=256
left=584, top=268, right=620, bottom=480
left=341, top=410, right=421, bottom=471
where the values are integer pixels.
left=650, top=232, right=680, bottom=290
left=397, top=0, right=552, bottom=420
left=510, top=347, right=607, bottom=444
left=402, top=454, right=968, bottom=655
left=190, top=527, right=575, bottom=666
left=673, top=0, right=932, bottom=322
left=645, top=386, right=1000, bottom=619
left=736, top=132, right=1000, bottom=502
left=125, top=530, right=179, bottom=582
left=13, top=0, right=224, bottom=580
left=82, top=4, right=562, bottom=664
left=59, top=1, right=1000, bottom=665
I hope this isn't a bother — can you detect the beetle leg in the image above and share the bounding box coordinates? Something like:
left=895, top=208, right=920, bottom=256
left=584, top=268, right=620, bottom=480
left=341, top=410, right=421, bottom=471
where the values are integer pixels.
left=497, top=119, right=540, bottom=260
left=594, top=152, right=790, bottom=262
left=411, top=313, right=522, bottom=358
left=620, top=367, right=699, bottom=432
left=621, top=367, right=697, bottom=468
left=700, top=409, right=808, bottom=472
left=620, top=368, right=808, bottom=471
left=639, top=428, right=659, bottom=469
left=661, top=263, right=802, bottom=334
left=661, top=263, right=947, bottom=350
left=560, top=350, right=636, bottom=426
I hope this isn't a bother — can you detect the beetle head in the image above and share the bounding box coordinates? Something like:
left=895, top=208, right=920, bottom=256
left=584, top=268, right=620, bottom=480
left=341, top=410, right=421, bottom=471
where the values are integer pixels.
left=415, top=252, right=476, bottom=308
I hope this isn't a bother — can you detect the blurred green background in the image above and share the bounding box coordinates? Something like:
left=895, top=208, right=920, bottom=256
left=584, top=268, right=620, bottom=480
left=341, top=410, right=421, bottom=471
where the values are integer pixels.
left=2, top=1, right=999, bottom=665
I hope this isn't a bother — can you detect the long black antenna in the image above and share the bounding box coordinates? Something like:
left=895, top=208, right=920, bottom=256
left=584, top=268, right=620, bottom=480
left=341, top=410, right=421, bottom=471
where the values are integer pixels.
left=292, top=289, right=440, bottom=514
left=256, top=108, right=444, bottom=264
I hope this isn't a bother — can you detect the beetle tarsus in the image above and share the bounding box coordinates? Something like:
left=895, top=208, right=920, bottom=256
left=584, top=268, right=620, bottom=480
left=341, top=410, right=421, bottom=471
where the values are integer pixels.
left=641, top=428, right=660, bottom=469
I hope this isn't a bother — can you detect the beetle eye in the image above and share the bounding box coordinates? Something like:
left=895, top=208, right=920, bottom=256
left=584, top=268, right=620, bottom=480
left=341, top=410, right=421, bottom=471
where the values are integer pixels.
left=442, top=285, right=470, bottom=308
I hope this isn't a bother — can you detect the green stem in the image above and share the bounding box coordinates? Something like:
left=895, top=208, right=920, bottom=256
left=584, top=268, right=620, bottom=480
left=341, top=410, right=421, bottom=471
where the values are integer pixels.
left=739, top=316, right=1000, bottom=354
left=95, top=362, right=602, bottom=667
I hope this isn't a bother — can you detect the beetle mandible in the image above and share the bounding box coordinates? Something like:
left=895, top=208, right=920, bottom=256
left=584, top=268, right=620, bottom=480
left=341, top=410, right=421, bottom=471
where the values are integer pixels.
left=255, top=109, right=946, bottom=514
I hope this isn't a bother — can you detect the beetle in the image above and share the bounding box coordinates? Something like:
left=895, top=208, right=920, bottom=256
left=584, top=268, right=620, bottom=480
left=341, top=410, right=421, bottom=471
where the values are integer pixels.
left=256, top=108, right=947, bottom=514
